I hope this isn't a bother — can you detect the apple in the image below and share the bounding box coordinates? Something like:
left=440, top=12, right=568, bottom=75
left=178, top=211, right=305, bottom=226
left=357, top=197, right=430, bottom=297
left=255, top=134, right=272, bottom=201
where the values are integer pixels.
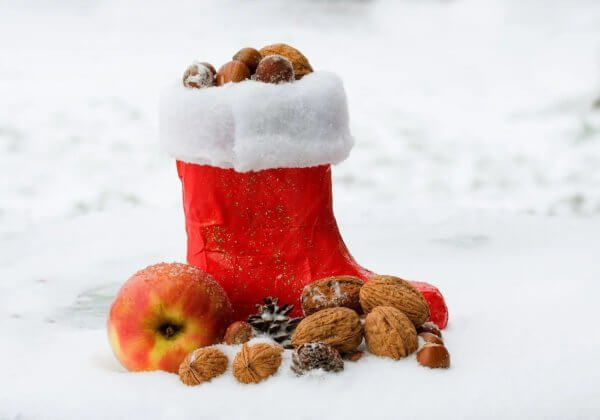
left=107, top=262, right=233, bottom=373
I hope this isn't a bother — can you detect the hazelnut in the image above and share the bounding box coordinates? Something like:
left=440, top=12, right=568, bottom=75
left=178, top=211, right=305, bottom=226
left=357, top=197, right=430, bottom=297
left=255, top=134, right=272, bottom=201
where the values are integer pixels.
left=344, top=350, right=364, bottom=362
left=232, top=48, right=262, bottom=73
left=417, top=321, right=442, bottom=338
left=254, top=55, right=295, bottom=84
left=216, top=60, right=250, bottom=86
left=259, top=43, right=313, bottom=79
left=199, top=62, right=217, bottom=77
left=418, top=332, right=444, bottom=345
left=416, top=343, right=450, bottom=369
left=223, top=321, right=254, bottom=345
left=182, top=62, right=215, bottom=89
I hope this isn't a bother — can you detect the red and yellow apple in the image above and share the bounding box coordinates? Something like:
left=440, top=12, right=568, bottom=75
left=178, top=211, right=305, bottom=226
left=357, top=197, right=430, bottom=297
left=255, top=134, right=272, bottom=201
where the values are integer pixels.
left=107, top=262, right=233, bottom=373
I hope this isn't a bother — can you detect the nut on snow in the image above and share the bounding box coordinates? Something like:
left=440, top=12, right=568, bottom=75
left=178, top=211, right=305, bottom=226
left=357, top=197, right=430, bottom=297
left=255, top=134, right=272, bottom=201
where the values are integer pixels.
left=417, top=321, right=442, bottom=338
left=254, top=55, right=295, bottom=84
left=416, top=343, right=451, bottom=369
left=360, top=275, right=430, bottom=327
left=291, top=307, right=363, bottom=353
left=199, top=62, right=217, bottom=77
left=301, top=275, right=364, bottom=316
left=223, top=321, right=254, bottom=345
left=259, top=43, right=313, bottom=79
left=182, top=62, right=215, bottom=89
left=232, top=343, right=283, bottom=384
left=216, top=60, right=251, bottom=86
left=418, top=332, right=444, bottom=345
left=178, top=347, right=228, bottom=386
left=364, top=306, right=418, bottom=360
left=232, top=47, right=262, bottom=73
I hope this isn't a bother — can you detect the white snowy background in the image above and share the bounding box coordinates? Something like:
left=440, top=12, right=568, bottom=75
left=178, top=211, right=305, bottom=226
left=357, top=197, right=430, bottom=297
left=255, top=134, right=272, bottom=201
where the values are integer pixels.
left=1, top=0, right=600, bottom=419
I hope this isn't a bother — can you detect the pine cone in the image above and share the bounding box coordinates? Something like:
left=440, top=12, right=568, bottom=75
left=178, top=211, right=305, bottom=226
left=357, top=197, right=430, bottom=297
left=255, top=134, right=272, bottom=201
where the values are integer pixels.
left=291, top=342, right=344, bottom=375
left=247, top=297, right=302, bottom=349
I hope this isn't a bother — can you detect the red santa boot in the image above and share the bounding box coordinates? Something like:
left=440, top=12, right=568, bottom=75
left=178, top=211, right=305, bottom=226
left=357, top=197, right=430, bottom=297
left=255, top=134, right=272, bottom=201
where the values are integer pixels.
left=176, top=162, right=372, bottom=319
left=160, top=70, right=448, bottom=327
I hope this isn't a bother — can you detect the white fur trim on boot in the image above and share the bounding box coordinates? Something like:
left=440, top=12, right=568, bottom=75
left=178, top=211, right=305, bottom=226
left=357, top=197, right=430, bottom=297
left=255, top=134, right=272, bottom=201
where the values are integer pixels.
left=159, top=72, right=354, bottom=172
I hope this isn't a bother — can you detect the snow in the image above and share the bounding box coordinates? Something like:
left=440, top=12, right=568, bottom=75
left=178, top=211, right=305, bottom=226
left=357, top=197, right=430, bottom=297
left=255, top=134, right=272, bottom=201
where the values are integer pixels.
left=2, top=0, right=600, bottom=235
left=1, top=207, right=600, bottom=419
left=1, top=0, right=600, bottom=418
left=160, top=72, right=353, bottom=171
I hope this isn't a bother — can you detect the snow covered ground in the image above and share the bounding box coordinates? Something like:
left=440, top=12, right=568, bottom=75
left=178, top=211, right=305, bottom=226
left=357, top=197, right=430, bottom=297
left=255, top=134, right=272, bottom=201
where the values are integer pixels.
left=2, top=208, right=600, bottom=419
left=1, top=0, right=600, bottom=418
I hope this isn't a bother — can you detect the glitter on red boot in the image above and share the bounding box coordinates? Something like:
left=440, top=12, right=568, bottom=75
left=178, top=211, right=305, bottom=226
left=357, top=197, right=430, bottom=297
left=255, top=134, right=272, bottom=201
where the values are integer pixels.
left=177, top=162, right=372, bottom=320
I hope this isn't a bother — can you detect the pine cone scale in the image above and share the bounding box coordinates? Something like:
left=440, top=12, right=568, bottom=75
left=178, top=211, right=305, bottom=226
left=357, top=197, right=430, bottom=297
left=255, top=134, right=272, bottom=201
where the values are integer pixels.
left=247, top=296, right=303, bottom=349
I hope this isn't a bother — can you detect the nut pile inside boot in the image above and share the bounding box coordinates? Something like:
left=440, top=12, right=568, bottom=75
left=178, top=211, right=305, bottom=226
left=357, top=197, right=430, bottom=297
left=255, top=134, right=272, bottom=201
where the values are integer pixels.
left=182, top=43, right=314, bottom=89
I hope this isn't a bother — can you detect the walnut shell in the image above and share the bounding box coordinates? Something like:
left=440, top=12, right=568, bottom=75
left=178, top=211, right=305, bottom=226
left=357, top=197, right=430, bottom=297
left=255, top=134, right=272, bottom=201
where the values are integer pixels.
left=259, top=43, right=313, bottom=79
left=178, top=347, right=228, bottom=386
left=360, top=275, right=430, bottom=327
left=232, top=343, right=283, bottom=384
left=301, top=275, right=364, bottom=316
left=364, top=306, right=418, bottom=360
left=291, top=307, right=362, bottom=353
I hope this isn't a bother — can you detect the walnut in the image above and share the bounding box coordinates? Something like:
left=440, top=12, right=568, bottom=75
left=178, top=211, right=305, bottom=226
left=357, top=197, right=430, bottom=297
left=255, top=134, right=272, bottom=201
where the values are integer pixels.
left=178, top=347, right=228, bottom=386
left=291, top=307, right=362, bottom=353
left=360, top=275, right=430, bottom=327
left=301, top=275, right=364, bottom=316
left=364, top=306, right=418, bottom=360
left=232, top=343, right=283, bottom=384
